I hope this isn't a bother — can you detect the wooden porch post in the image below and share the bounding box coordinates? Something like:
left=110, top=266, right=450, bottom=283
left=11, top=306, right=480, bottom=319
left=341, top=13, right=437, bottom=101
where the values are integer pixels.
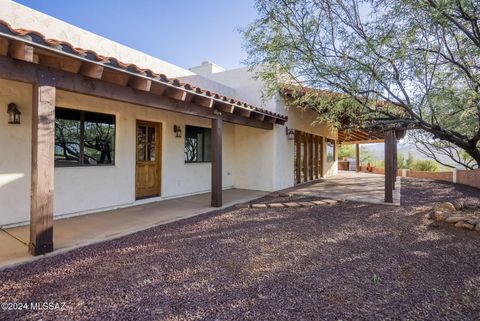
left=295, top=131, right=301, bottom=184
left=29, top=80, right=56, bottom=255
left=314, top=136, right=319, bottom=179
left=211, top=117, right=222, bottom=207
left=393, top=133, right=398, bottom=188
left=303, top=133, right=308, bottom=182
left=308, top=134, right=314, bottom=180
left=384, top=130, right=394, bottom=203
left=355, top=143, right=360, bottom=172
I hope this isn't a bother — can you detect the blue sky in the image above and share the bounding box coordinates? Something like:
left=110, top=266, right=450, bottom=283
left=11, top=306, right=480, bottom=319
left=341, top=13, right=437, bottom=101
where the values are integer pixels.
left=14, top=0, right=258, bottom=70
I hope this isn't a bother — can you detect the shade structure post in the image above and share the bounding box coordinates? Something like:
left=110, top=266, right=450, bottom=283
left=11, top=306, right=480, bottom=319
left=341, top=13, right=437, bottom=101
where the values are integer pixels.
left=355, top=144, right=360, bottom=172
left=211, top=117, right=222, bottom=207
left=384, top=130, right=394, bottom=203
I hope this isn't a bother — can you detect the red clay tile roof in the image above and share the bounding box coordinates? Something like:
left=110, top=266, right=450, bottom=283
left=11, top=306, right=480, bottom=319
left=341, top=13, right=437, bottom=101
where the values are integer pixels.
left=0, top=19, right=287, bottom=121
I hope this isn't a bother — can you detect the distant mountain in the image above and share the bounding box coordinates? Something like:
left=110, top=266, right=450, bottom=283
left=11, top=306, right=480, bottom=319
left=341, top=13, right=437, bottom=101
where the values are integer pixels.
left=360, top=141, right=464, bottom=169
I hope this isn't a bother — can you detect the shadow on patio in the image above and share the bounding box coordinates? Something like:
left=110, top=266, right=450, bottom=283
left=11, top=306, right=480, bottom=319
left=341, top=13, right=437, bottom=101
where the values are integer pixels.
left=286, top=170, right=401, bottom=205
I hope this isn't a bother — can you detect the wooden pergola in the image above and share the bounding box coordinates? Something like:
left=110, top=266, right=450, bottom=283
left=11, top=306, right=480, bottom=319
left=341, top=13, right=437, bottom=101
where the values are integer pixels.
left=339, top=128, right=406, bottom=203
left=0, top=21, right=287, bottom=256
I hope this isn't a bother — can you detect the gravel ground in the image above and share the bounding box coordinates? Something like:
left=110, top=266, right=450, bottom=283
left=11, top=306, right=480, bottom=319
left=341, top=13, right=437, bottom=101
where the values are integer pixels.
left=1, top=178, right=479, bottom=321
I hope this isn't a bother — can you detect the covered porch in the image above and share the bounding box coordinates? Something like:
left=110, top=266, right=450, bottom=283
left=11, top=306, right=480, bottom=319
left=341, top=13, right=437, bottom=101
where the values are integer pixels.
left=0, top=188, right=267, bottom=269
left=0, top=24, right=287, bottom=257
left=289, top=171, right=401, bottom=205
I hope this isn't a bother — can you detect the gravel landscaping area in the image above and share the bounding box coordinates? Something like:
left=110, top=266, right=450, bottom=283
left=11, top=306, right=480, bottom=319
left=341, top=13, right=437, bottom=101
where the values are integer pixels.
left=1, top=178, right=479, bottom=321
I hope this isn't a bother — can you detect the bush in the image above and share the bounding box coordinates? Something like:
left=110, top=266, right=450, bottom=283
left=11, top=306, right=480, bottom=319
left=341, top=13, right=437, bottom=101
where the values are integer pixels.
left=410, top=160, right=439, bottom=172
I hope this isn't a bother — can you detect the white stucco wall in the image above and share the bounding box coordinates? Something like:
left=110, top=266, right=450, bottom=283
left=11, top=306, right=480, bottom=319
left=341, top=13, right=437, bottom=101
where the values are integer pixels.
left=0, top=80, right=237, bottom=226
left=0, top=79, right=32, bottom=226
left=54, top=91, right=236, bottom=218
left=0, top=0, right=194, bottom=78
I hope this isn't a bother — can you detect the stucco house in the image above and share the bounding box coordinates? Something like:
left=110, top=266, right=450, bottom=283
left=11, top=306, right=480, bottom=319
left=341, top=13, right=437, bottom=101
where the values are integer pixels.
left=0, top=0, right=346, bottom=256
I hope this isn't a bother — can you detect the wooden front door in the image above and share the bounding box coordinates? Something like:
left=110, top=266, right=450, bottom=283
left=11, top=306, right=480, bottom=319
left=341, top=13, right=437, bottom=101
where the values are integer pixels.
left=135, top=121, right=161, bottom=199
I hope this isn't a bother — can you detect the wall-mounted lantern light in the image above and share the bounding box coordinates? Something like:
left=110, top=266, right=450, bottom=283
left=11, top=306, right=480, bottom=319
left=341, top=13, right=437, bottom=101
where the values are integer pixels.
left=173, top=125, right=182, bottom=138
left=7, top=103, right=21, bottom=124
left=286, top=127, right=295, bottom=140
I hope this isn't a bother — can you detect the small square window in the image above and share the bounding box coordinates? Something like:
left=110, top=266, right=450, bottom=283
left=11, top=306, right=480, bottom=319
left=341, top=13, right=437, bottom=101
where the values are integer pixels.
left=184, top=125, right=211, bottom=163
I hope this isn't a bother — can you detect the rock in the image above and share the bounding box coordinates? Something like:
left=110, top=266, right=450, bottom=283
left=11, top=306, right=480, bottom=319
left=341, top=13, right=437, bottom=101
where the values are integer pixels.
left=434, top=210, right=451, bottom=221
left=322, top=199, right=338, bottom=205
left=464, top=199, right=480, bottom=209
left=284, top=202, right=301, bottom=208
left=235, top=203, right=250, bottom=209
left=434, top=202, right=456, bottom=213
left=426, top=209, right=436, bottom=220
left=445, top=216, right=467, bottom=223
left=475, top=224, right=480, bottom=232
left=452, top=199, right=465, bottom=211
left=298, top=201, right=314, bottom=207
left=465, top=219, right=480, bottom=226
left=268, top=203, right=285, bottom=208
left=251, top=203, right=268, bottom=209
left=454, top=221, right=475, bottom=230
left=312, top=200, right=327, bottom=205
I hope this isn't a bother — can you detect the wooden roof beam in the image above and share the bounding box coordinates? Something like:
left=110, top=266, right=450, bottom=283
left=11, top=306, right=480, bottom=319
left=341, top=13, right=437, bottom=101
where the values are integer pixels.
left=101, top=69, right=130, bottom=86
left=264, top=115, right=277, bottom=124
left=79, top=62, right=104, bottom=79
left=232, top=106, right=251, bottom=118
left=38, top=54, right=82, bottom=74
left=9, top=40, right=33, bottom=62
left=213, top=101, right=234, bottom=113
left=250, top=112, right=265, bottom=121
left=0, top=38, right=8, bottom=56
left=149, top=82, right=168, bottom=96
left=192, top=95, right=214, bottom=108
left=128, top=76, right=152, bottom=92
left=164, top=86, right=187, bottom=101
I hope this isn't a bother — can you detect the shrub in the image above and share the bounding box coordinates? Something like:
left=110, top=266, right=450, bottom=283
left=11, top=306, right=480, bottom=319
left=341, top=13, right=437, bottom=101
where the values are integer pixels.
left=410, top=160, right=439, bottom=172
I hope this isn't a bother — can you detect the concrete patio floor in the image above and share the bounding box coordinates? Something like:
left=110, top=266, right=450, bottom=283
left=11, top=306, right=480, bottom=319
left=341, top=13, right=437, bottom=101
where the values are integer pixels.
left=0, top=188, right=267, bottom=269
left=288, top=171, right=401, bottom=205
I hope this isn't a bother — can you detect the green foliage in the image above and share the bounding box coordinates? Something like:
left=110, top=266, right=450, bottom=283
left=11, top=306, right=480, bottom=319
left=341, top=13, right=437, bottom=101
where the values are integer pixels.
left=410, top=160, right=439, bottom=172
left=243, top=0, right=480, bottom=167
left=360, top=146, right=375, bottom=164
left=338, top=145, right=355, bottom=159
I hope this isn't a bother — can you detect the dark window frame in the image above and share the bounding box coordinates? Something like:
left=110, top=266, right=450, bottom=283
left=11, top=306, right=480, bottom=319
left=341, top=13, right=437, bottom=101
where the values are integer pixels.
left=55, top=107, right=116, bottom=167
left=184, top=125, right=212, bottom=163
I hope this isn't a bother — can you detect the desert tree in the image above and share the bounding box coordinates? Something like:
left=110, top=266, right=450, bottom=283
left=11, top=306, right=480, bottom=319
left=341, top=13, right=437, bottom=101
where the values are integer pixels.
left=243, top=0, right=480, bottom=168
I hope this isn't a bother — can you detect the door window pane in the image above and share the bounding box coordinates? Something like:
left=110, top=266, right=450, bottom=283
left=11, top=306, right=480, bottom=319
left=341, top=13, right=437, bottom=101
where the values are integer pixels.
left=137, top=126, right=147, bottom=162
left=147, top=127, right=156, bottom=161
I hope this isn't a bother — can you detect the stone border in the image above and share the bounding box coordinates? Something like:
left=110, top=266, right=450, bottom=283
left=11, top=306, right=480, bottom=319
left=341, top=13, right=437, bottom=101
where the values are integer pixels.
left=237, top=198, right=341, bottom=209
left=428, top=200, right=480, bottom=232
